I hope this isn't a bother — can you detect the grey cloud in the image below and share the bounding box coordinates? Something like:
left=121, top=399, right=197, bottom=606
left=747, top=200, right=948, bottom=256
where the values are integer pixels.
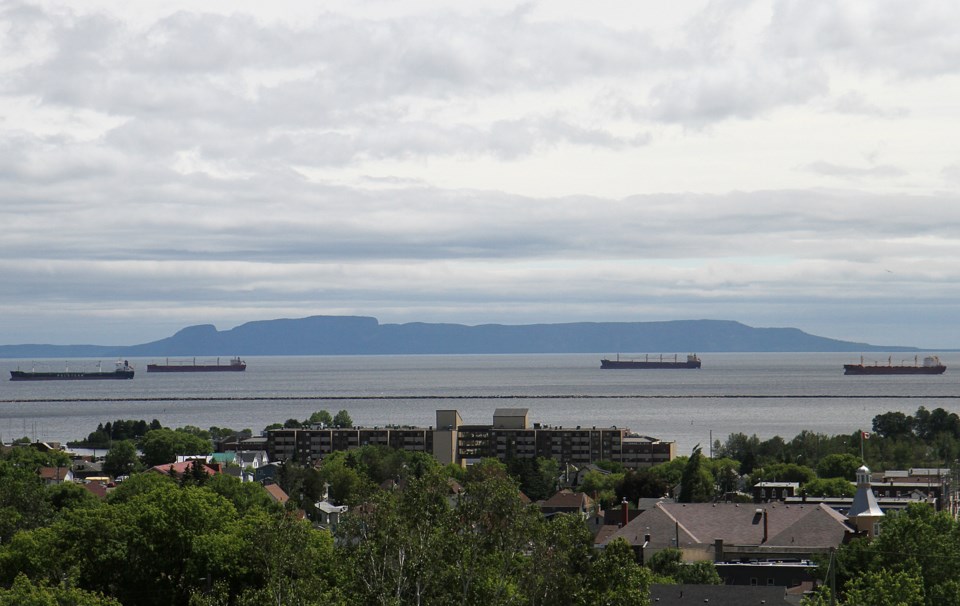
left=802, top=161, right=907, bottom=179
left=832, top=91, right=908, bottom=118
left=767, top=1, right=960, bottom=79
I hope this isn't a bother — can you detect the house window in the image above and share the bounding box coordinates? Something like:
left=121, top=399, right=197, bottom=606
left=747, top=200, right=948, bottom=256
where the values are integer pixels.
left=767, top=578, right=775, bottom=586
left=750, top=578, right=758, bottom=586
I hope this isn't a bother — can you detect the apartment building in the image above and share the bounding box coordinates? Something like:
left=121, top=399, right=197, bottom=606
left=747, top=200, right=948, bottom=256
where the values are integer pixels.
left=267, top=408, right=674, bottom=469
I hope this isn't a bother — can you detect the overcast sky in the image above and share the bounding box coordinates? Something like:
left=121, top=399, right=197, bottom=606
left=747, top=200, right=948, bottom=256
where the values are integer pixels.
left=2, top=0, right=960, bottom=348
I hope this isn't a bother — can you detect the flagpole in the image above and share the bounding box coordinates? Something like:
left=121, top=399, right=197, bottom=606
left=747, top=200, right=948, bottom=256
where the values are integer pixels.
left=860, top=430, right=865, bottom=462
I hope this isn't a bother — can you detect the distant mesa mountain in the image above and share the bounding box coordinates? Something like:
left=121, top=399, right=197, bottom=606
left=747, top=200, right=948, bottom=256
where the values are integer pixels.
left=0, top=315, right=918, bottom=358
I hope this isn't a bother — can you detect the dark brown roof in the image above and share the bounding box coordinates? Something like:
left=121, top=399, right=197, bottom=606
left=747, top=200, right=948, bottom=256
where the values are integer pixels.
left=606, top=502, right=852, bottom=549
left=541, top=490, right=593, bottom=510
left=83, top=482, right=109, bottom=499
left=38, top=467, right=71, bottom=481
left=593, top=524, right=621, bottom=546
left=649, top=583, right=791, bottom=605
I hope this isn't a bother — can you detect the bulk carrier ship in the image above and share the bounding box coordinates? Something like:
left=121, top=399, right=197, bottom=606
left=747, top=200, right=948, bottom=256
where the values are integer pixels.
left=843, top=355, right=946, bottom=375
left=600, top=354, right=701, bottom=369
left=10, top=360, right=135, bottom=381
left=146, top=356, right=246, bottom=372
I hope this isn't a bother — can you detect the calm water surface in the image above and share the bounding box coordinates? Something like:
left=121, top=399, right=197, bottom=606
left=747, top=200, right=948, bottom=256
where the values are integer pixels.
left=2, top=353, right=958, bottom=455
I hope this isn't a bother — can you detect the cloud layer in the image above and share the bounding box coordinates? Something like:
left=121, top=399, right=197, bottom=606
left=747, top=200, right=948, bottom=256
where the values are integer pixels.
left=2, top=0, right=959, bottom=347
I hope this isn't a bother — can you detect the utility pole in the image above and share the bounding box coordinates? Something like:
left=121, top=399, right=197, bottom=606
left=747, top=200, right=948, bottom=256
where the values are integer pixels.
left=829, top=547, right=836, bottom=606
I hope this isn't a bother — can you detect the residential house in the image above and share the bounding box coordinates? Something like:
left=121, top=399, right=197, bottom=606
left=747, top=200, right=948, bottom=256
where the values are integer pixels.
left=237, top=450, right=269, bottom=470
left=315, top=501, right=349, bottom=531
left=38, top=466, right=73, bottom=485
left=754, top=481, right=800, bottom=503
left=539, top=490, right=595, bottom=518
left=264, top=483, right=290, bottom=506
left=601, top=501, right=855, bottom=588
left=148, top=460, right=217, bottom=479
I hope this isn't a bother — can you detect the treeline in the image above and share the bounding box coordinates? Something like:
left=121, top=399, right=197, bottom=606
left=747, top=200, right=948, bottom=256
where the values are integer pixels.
left=5, top=405, right=960, bottom=604
left=0, top=445, right=708, bottom=606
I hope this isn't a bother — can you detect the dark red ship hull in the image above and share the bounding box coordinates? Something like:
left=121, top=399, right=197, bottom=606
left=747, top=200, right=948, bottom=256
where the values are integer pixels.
left=601, top=355, right=701, bottom=369
left=147, top=357, right=246, bottom=372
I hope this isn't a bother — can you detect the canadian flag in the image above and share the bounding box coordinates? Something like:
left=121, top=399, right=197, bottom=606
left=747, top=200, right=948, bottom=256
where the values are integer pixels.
left=862, top=431, right=871, bottom=439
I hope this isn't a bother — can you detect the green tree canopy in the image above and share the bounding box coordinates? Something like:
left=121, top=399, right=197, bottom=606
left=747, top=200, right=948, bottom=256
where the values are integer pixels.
left=678, top=445, right=714, bottom=503
left=139, top=428, right=211, bottom=467
left=307, top=410, right=334, bottom=426
left=333, top=410, right=353, bottom=428
left=616, top=468, right=669, bottom=504
left=102, top=440, right=142, bottom=478
left=0, top=574, right=121, bottom=606
left=800, top=477, right=855, bottom=498
left=816, top=453, right=862, bottom=481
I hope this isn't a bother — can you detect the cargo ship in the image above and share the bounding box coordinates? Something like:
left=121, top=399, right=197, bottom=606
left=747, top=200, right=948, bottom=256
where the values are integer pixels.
left=10, top=360, right=135, bottom=381
left=146, top=356, right=246, bottom=372
left=843, top=355, right=946, bottom=375
left=600, top=354, right=701, bottom=369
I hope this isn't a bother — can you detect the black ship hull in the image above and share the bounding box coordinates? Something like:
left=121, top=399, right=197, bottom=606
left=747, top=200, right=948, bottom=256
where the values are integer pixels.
left=10, top=370, right=134, bottom=381
left=843, top=365, right=945, bottom=375
left=147, top=357, right=246, bottom=372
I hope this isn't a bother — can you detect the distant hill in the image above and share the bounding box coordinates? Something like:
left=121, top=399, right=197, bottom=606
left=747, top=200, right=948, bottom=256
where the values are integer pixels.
left=0, top=316, right=918, bottom=358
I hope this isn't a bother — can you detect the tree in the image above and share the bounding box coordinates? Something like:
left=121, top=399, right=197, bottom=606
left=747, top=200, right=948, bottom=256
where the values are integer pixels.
left=705, top=457, right=741, bottom=495
left=616, top=469, right=668, bottom=504
left=0, top=460, right=54, bottom=544
left=139, top=428, right=211, bottom=467
left=205, top=473, right=278, bottom=515
left=333, top=410, right=353, bottom=428
left=751, top=462, right=816, bottom=485
left=842, top=569, right=925, bottom=606
left=800, top=477, right=854, bottom=498
left=585, top=538, right=651, bottom=605
left=180, top=459, right=211, bottom=487
left=307, top=410, right=334, bottom=426
left=226, top=510, right=341, bottom=606
left=0, top=574, right=121, bottom=606
left=678, top=445, right=714, bottom=503
left=47, top=481, right=100, bottom=512
left=507, top=457, right=559, bottom=501
left=519, top=513, right=593, bottom=606
left=872, top=411, right=914, bottom=440
left=816, top=453, right=862, bottom=481
left=582, top=470, right=621, bottom=509
left=103, top=440, right=142, bottom=478
left=339, top=469, right=462, bottom=606
left=647, top=547, right=723, bottom=585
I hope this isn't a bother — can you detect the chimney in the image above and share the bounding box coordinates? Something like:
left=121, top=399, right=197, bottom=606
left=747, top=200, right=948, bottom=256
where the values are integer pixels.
left=621, top=499, right=629, bottom=527
left=763, top=509, right=768, bottom=543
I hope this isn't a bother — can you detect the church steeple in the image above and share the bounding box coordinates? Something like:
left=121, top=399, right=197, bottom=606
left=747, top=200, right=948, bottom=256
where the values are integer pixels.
left=847, top=465, right=884, bottom=537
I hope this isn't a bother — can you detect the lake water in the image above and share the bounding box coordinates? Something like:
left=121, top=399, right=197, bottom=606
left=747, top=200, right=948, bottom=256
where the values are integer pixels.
left=1, top=353, right=958, bottom=456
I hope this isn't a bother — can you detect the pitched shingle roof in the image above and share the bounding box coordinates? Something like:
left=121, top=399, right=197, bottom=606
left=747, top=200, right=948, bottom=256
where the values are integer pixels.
left=605, top=502, right=852, bottom=549
left=541, top=490, right=593, bottom=510
left=650, top=583, right=791, bottom=605
left=264, top=483, right=289, bottom=504
left=38, top=467, right=71, bottom=481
